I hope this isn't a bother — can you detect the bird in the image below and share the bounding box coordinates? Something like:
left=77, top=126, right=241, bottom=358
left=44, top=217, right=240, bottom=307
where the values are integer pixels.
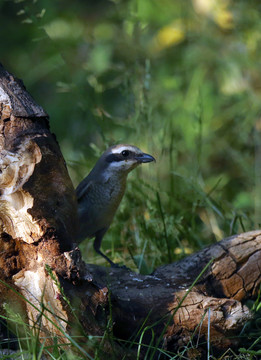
left=76, top=144, right=155, bottom=266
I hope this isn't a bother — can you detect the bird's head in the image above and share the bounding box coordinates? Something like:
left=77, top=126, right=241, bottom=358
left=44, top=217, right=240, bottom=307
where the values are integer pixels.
left=97, top=144, right=155, bottom=179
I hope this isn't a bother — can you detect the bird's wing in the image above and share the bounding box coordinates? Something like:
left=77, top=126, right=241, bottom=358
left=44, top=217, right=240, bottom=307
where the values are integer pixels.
left=76, top=178, right=93, bottom=202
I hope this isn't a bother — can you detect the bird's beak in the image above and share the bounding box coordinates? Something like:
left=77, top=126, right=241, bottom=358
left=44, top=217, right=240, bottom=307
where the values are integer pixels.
left=135, top=153, right=156, bottom=163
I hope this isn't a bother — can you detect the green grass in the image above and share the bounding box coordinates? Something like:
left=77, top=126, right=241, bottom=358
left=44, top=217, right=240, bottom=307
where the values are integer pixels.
left=1, top=268, right=261, bottom=359
left=0, top=0, right=261, bottom=358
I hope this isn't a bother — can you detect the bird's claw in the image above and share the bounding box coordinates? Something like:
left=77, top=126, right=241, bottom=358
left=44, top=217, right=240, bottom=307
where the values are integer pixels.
left=111, top=263, right=130, bottom=270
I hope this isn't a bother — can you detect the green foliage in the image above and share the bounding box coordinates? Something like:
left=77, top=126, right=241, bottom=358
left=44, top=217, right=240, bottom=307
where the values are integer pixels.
left=0, top=0, right=261, bottom=358
left=0, top=0, right=258, bottom=269
left=2, top=0, right=258, bottom=270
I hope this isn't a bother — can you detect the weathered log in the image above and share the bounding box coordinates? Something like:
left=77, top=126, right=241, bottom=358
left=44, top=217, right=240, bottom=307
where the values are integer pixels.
left=85, top=231, right=259, bottom=356
left=0, top=63, right=259, bottom=359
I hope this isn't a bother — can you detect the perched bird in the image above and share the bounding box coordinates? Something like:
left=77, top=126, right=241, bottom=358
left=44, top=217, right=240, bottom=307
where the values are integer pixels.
left=76, top=144, right=155, bottom=266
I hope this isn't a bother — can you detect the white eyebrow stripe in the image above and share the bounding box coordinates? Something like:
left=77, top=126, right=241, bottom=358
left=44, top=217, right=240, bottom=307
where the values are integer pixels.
left=111, top=145, right=135, bottom=154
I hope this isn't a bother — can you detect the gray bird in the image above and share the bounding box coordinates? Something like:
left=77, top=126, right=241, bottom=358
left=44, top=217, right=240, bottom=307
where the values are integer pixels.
left=76, top=144, right=155, bottom=266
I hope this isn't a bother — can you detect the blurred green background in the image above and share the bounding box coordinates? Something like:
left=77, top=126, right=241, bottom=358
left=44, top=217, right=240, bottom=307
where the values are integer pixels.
left=1, top=0, right=260, bottom=271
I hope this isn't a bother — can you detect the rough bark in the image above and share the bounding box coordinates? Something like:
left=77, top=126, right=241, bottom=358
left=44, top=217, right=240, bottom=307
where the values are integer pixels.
left=87, top=231, right=260, bottom=356
left=0, top=63, right=259, bottom=359
left=0, top=63, right=107, bottom=352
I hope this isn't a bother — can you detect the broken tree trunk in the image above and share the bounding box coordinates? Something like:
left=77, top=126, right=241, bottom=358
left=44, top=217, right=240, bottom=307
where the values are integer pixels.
left=0, top=64, right=107, bottom=353
left=0, top=63, right=259, bottom=359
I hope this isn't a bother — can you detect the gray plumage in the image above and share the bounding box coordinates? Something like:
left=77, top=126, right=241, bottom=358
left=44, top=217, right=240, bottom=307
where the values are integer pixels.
left=76, top=144, right=155, bottom=266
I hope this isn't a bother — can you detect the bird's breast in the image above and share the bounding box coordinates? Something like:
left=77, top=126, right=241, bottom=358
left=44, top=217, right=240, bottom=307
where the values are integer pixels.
left=77, top=177, right=126, bottom=239
left=97, top=178, right=126, bottom=212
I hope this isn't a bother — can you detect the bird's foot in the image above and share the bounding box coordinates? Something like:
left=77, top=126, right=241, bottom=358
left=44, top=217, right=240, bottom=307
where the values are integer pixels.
left=111, top=263, right=130, bottom=270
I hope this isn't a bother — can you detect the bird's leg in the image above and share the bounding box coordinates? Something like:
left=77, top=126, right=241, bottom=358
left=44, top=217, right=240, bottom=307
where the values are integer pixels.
left=93, top=228, right=116, bottom=266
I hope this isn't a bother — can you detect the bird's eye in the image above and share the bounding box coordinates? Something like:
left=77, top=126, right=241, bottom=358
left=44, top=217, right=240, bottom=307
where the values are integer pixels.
left=121, top=150, right=130, bottom=157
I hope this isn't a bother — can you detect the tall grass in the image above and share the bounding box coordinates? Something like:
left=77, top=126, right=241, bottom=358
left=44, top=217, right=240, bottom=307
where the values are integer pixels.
left=0, top=0, right=260, bottom=358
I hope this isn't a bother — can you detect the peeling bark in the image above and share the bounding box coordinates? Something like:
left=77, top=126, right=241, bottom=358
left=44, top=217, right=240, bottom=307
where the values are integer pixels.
left=0, top=63, right=105, bottom=351
left=0, top=63, right=259, bottom=359
left=86, top=231, right=260, bottom=355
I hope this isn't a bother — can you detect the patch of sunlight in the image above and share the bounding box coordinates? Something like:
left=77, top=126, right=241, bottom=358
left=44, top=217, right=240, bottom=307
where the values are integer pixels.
left=93, top=23, right=116, bottom=40
left=193, top=0, right=234, bottom=30
left=150, top=21, right=185, bottom=53
left=84, top=45, right=112, bottom=75
left=174, top=246, right=193, bottom=255
left=215, top=9, right=234, bottom=30
left=44, top=19, right=84, bottom=40
left=220, top=64, right=249, bottom=95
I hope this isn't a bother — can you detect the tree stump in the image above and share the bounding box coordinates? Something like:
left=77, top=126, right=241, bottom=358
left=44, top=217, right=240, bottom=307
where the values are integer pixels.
left=0, top=63, right=259, bottom=359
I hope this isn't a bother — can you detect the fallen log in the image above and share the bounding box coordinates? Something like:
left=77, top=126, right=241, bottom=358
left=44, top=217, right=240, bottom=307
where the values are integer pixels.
left=0, top=63, right=259, bottom=359
left=87, top=231, right=260, bottom=356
